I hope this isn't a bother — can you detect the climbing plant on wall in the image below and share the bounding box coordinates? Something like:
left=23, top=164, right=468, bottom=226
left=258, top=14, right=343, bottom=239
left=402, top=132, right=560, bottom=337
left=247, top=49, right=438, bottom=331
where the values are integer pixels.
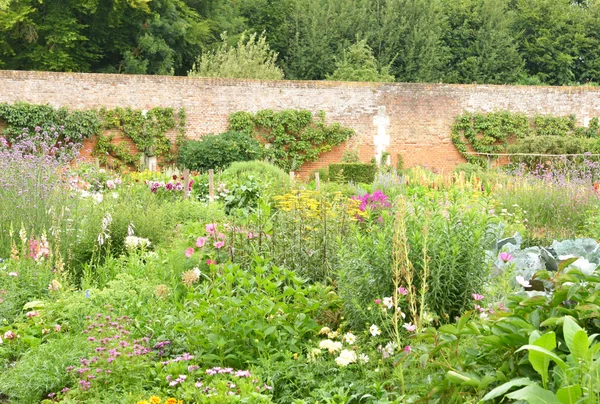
left=451, top=111, right=600, bottom=166
left=0, top=102, right=186, bottom=170
left=0, top=102, right=102, bottom=140
left=228, top=109, right=355, bottom=171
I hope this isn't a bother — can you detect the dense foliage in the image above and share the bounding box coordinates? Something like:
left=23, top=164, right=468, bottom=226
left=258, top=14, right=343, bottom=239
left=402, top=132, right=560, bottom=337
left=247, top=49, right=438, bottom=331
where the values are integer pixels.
left=452, top=111, right=600, bottom=166
left=229, top=109, right=354, bottom=171
left=177, top=131, right=262, bottom=172
left=5, top=0, right=600, bottom=85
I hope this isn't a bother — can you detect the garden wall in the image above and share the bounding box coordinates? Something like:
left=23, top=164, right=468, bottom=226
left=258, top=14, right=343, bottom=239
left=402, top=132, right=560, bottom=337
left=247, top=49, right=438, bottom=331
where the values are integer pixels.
left=3, top=70, right=600, bottom=174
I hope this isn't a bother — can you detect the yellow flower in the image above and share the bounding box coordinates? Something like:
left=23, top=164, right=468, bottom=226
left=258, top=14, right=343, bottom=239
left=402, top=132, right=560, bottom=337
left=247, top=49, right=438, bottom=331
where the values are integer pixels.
left=150, top=397, right=162, bottom=404
left=165, top=399, right=178, bottom=404
left=137, top=401, right=150, bottom=404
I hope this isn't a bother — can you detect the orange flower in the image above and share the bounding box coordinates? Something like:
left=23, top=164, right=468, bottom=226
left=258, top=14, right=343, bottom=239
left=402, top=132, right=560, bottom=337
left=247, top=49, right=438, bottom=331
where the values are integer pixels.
left=165, top=399, right=178, bottom=404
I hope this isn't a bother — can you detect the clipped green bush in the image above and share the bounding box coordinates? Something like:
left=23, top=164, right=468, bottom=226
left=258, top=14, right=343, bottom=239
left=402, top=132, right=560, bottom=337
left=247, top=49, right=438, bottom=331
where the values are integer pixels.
left=177, top=131, right=263, bottom=172
left=329, top=163, right=377, bottom=184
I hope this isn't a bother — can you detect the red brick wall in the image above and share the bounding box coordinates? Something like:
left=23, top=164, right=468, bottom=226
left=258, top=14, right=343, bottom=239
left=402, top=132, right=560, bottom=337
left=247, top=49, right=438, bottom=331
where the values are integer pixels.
left=3, top=70, right=600, bottom=175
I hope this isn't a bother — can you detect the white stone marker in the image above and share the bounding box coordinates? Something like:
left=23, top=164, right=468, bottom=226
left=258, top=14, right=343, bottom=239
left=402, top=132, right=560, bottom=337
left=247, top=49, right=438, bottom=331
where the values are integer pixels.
left=373, top=106, right=390, bottom=165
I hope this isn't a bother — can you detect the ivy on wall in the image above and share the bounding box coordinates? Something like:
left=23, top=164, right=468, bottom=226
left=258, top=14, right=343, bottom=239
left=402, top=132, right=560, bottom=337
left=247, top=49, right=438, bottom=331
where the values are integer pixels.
left=451, top=111, right=600, bottom=165
left=0, top=102, right=186, bottom=170
left=228, top=109, right=355, bottom=171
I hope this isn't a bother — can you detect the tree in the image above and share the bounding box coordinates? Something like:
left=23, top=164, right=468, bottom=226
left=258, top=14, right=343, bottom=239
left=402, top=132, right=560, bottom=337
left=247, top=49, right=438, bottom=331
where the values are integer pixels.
left=512, top=0, right=586, bottom=85
left=188, top=31, right=284, bottom=80
left=442, top=0, right=524, bottom=84
left=377, top=0, right=450, bottom=82
left=326, top=39, right=394, bottom=82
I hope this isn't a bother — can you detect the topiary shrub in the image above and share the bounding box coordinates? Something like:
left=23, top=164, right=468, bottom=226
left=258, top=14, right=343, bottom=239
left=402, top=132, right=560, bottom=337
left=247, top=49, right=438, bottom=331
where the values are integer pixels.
left=177, top=131, right=263, bottom=172
left=329, top=163, right=377, bottom=184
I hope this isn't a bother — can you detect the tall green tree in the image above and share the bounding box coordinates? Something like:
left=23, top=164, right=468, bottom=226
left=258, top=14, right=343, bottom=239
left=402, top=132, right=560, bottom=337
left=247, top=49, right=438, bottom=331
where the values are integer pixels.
left=442, top=0, right=524, bottom=84
left=512, top=0, right=586, bottom=85
left=377, top=0, right=449, bottom=82
left=326, top=38, right=394, bottom=82
left=188, top=31, right=285, bottom=80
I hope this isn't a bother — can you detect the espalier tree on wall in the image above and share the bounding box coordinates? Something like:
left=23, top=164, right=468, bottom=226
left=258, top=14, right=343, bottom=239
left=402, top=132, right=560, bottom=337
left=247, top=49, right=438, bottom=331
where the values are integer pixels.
left=451, top=111, right=600, bottom=166
left=228, top=109, right=355, bottom=172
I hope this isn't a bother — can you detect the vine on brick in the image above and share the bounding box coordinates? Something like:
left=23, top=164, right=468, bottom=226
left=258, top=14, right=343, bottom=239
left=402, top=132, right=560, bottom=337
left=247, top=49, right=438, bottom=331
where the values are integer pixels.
left=451, top=111, right=600, bottom=166
left=0, top=102, right=185, bottom=170
left=228, top=109, right=355, bottom=171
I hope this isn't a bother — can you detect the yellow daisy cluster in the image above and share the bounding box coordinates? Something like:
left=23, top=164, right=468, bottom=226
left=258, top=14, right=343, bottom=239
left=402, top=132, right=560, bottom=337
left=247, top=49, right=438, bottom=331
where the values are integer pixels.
left=273, top=190, right=365, bottom=221
left=137, top=396, right=182, bottom=404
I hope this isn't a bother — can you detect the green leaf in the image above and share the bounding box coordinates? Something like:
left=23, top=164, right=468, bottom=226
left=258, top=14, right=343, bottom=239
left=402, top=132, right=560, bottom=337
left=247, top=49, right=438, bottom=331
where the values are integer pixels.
left=481, top=377, right=534, bottom=402
left=563, top=316, right=583, bottom=355
left=529, top=332, right=556, bottom=386
left=570, top=330, right=589, bottom=361
left=264, top=326, right=277, bottom=336
left=559, top=257, right=580, bottom=272
left=23, top=300, right=45, bottom=310
left=516, top=345, right=567, bottom=371
left=505, top=385, right=562, bottom=404
left=446, top=370, right=481, bottom=387
left=556, top=384, right=582, bottom=404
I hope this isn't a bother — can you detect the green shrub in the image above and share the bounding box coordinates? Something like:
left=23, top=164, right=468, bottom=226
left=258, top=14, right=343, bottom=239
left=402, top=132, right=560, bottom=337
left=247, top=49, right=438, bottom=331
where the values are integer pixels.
left=177, top=131, right=263, bottom=172
left=222, top=160, right=290, bottom=192
left=329, top=163, right=377, bottom=184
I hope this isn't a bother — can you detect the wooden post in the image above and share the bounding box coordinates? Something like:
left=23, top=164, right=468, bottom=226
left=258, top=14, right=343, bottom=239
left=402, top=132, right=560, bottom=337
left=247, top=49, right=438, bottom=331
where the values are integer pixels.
left=290, top=171, right=295, bottom=183
left=315, top=172, right=320, bottom=192
left=208, top=169, right=215, bottom=202
left=486, top=155, right=492, bottom=170
left=183, top=169, right=190, bottom=199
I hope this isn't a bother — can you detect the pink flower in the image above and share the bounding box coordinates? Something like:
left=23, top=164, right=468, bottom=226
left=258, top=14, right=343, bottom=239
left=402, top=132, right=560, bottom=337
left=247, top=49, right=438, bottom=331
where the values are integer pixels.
left=247, top=232, right=256, bottom=240
left=397, top=287, right=408, bottom=296
left=206, top=259, right=216, bottom=265
left=472, top=293, right=485, bottom=301
left=402, top=323, right=416, bottom=332
left=205, top=223, right=217, bottom=234
left=404, top=345, right=412, bottom=354
left=55, top=324, right=61, bottom=332
left=374, top=299, right=381, bottom=305
left=26, top=311, right=39, bottom=318
left=499, top=252, right=514, bottom=263
left=196, top=237, right=207, bottom=248
left=185, top=247, right=194, bottom=258
left=213, top=241, right=225, bottom=249
left=217, top=233, right=225, bottom=240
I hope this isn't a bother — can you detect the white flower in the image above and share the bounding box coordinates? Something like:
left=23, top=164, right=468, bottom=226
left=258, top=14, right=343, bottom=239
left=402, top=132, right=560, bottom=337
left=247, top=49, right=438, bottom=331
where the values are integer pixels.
left=516, top=275, right=531, bottom=288
left=92, top=192, right=103, bottom=204
left=193, top=267, right=201, bottom=277
left=124, top=236, right=151, bottom=250
left=334, top=349, right=357, bottom=367
left=327, top=331, right=339, bottom=339
left=319, top=339, right=342, bottom=354
left=381, top=341, right=397, bottom=358
left=383, top=296, right=394, bottom=309
left=369, top=324, right=381, bottom=337
left=318, top=327, right=331, bottom=336
left=358, top=353, right=369, bottom=364
left=343, top=332, right=357, bottom=345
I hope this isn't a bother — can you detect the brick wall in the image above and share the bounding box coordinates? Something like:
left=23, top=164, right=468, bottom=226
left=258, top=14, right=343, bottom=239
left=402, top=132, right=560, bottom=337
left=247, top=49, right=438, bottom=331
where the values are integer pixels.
left=3, top=70, right=600, bottom=175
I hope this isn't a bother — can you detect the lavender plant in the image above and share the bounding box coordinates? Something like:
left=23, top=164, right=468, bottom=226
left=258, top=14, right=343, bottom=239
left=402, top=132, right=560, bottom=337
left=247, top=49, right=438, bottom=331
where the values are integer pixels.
left=0, top=127, right=81, bottom=257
